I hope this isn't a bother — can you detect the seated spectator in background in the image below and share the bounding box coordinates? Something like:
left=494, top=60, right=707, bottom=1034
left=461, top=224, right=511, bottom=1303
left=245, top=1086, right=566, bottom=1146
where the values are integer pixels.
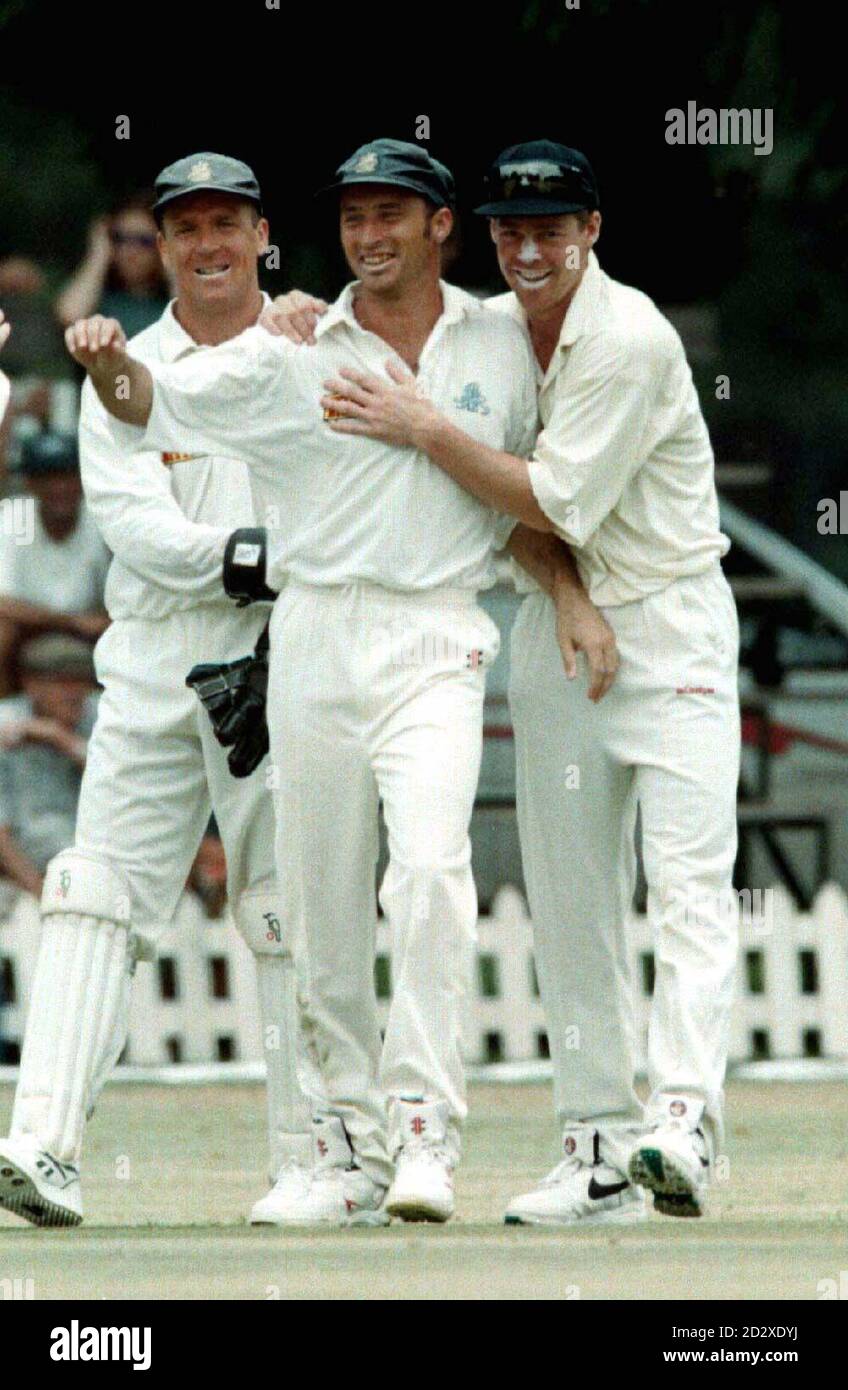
left=55, top=195, right=170, bottom=340
left=0, top=635, right=98, bottom=895
left=0, top=261, right=75, bottom=488
left=0, top=430, right=110, bottom=696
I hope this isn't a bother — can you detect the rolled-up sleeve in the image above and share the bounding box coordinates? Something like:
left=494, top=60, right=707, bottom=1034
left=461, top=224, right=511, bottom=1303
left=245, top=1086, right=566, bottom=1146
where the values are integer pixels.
left=528, top=333, right=658, bottom=547
left=79, top=380, right=230, bottom=597
left=143, top=328, right=291, bottom=470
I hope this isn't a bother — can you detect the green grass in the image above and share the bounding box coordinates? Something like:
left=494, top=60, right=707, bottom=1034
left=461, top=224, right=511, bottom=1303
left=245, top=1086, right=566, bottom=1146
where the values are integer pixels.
left=1, top=1080, right=846, bottom=1299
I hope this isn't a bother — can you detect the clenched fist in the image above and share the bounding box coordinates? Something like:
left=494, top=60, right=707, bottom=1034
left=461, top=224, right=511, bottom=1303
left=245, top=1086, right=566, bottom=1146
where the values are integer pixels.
left=65, top=315, right=128, bottom=378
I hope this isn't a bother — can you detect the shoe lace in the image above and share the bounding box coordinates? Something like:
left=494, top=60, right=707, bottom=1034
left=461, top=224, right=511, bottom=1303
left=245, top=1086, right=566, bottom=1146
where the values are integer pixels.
left=399, top=1138, right=452, bottom=1167
left=271, top=1156, right=307, bottom=1187
left=313, top=1161, right=360, bottom=1187
left=540, top=1154, right=588, bottom=1187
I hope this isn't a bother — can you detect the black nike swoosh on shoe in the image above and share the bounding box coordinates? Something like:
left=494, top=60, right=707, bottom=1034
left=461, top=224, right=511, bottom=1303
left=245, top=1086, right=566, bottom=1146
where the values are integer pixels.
left=587, top=1175, right=630, bottom=1201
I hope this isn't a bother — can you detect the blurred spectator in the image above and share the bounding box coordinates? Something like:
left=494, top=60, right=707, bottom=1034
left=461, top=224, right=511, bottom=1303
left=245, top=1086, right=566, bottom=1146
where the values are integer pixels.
left=0, top=262, right=72, bottom=487
left=0, top=430, right=110, bottom=697
left=0, top=258, right=66, bottom=380
left=188, top=824, right=227, bottom=919
left=0, top=634, right=98, bottom=895
left=55, top=195, right=171, bottom=339
left=0, top=305, right=9, bottom=424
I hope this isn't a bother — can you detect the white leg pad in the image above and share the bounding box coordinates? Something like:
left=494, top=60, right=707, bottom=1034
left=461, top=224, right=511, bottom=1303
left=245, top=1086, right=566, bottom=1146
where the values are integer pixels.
left=11, top=914, right=132, bottom=1166
left=10, top=851, right=136, bottom=1166
left=234, top=888, right=323, bottom=1178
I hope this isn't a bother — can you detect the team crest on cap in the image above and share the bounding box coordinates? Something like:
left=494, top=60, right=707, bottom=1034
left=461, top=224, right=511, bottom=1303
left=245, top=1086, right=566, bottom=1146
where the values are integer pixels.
left=354, top=151, right=379, bottom=173
left=188, top=159, right=213, bottom=183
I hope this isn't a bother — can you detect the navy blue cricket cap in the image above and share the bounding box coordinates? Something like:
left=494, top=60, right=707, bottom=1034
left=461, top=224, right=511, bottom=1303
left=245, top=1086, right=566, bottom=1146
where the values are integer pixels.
left=153, top=153, right=262, bottom=219
left=475, top=140, right=599, bottom=216
left=20, top=431, right=78, bottom=476
left=317, top=139, right=455, bottom=211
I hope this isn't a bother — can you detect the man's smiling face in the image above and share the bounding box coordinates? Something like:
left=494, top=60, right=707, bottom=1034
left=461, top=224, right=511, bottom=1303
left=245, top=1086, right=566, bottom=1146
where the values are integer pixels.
left=158, top=191, right=268, bottom=310
left=491, top=211, right=600, bottom=316
left=339, top=186, right=450, bottom=296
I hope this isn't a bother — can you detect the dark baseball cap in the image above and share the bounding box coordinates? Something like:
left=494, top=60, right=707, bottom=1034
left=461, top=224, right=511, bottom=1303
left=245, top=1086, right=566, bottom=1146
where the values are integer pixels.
left=317, top=139, right=455, bottom=210
left=20, top=431, right=78, bottom=476
left=153, top=152, right=262, bottom=219
left=475, top=140, right=599, bottom=216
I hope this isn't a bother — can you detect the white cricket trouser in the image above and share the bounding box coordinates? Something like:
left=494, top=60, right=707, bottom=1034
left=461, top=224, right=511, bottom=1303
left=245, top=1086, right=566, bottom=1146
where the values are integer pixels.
left=509, top=564, right=740, bottom=1161
left=11, top=604, right=320, bottom=1170
left=75, top=606, right=272, bottom=932
left=267, top=581, right=500, bottom=1187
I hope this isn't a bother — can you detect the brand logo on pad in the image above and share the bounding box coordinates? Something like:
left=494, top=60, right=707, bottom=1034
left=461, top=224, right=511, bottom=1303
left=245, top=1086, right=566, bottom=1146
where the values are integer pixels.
left=411, top=1116, right=426, bottom=1136
left=465, top=649, right=483, bottom=671
left=263, top=912, right=281, bottom=944
left=161, top=452, right=201, bottom=466
left=670, top=1100, right=687, bottom=1117
left=563, top=1136, right=577, bottom=1156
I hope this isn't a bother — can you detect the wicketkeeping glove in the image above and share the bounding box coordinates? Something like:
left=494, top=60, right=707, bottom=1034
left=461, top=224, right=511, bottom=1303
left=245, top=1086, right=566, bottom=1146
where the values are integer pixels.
left=186, top=622, right=270, bottom=778
left=223, top=528, right=278, bottom=607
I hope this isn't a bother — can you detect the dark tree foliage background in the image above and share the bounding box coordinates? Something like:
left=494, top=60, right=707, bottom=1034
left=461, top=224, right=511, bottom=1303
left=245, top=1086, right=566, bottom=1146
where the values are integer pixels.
left=0, top=0, right=844, bottom=574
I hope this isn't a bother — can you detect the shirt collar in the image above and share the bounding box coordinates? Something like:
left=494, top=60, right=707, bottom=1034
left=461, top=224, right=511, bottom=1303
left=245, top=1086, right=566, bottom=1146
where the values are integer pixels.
left=315, top=279, right=472, bottom=340
left=556, top=249, right=604, bottom=348
left=159, top=293, right=272, bottom=362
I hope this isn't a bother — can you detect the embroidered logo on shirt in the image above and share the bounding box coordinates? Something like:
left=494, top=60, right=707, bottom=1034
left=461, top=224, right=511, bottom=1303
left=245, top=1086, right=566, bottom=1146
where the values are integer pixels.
left=453, top=383, right=491, bottom=415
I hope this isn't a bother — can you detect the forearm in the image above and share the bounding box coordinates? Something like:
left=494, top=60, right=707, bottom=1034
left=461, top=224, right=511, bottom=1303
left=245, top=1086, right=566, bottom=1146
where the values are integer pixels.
left=416, top=416, right=553, bottom=532
left=506, top=525, right=587, bottom=602
left=0, top=597, right=79, bottom=634
left=88, top=355, right=153, bottom=426
left=0, top=827, right=44, bottom=896
left=55, top=259, right=108, bottom=328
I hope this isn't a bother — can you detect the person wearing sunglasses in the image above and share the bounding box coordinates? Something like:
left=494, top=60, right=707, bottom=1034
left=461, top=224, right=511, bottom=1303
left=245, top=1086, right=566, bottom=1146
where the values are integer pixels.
left=56, top=195, right=170, bottom=340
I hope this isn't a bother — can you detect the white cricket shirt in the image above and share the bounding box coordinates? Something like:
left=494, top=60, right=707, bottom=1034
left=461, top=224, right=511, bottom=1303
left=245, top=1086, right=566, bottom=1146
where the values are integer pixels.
left=489, top=252, right=729, bottom=606
left=80, top=299, right=270, bottom=621
left=141, top=281, right=539, bottom=593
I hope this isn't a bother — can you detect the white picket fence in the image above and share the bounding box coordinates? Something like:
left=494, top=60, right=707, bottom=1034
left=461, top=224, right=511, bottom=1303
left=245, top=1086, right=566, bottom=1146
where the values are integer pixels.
left=2, top=882, right=848, bottom=1078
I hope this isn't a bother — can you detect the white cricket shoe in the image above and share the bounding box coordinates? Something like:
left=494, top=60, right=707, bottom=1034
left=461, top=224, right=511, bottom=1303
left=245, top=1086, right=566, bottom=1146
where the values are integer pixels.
left=505, top=1126, right=646, bottom=1228
left=628, top=1097, right=711, bottom=1219
left=0, top=1136, right=83, bottom=1228
left=251, top=1115, right=388, bottom=1228
left=249, top=1154, right=313, bottom=1226
left=386, top=1098, right=455, bottom=1223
